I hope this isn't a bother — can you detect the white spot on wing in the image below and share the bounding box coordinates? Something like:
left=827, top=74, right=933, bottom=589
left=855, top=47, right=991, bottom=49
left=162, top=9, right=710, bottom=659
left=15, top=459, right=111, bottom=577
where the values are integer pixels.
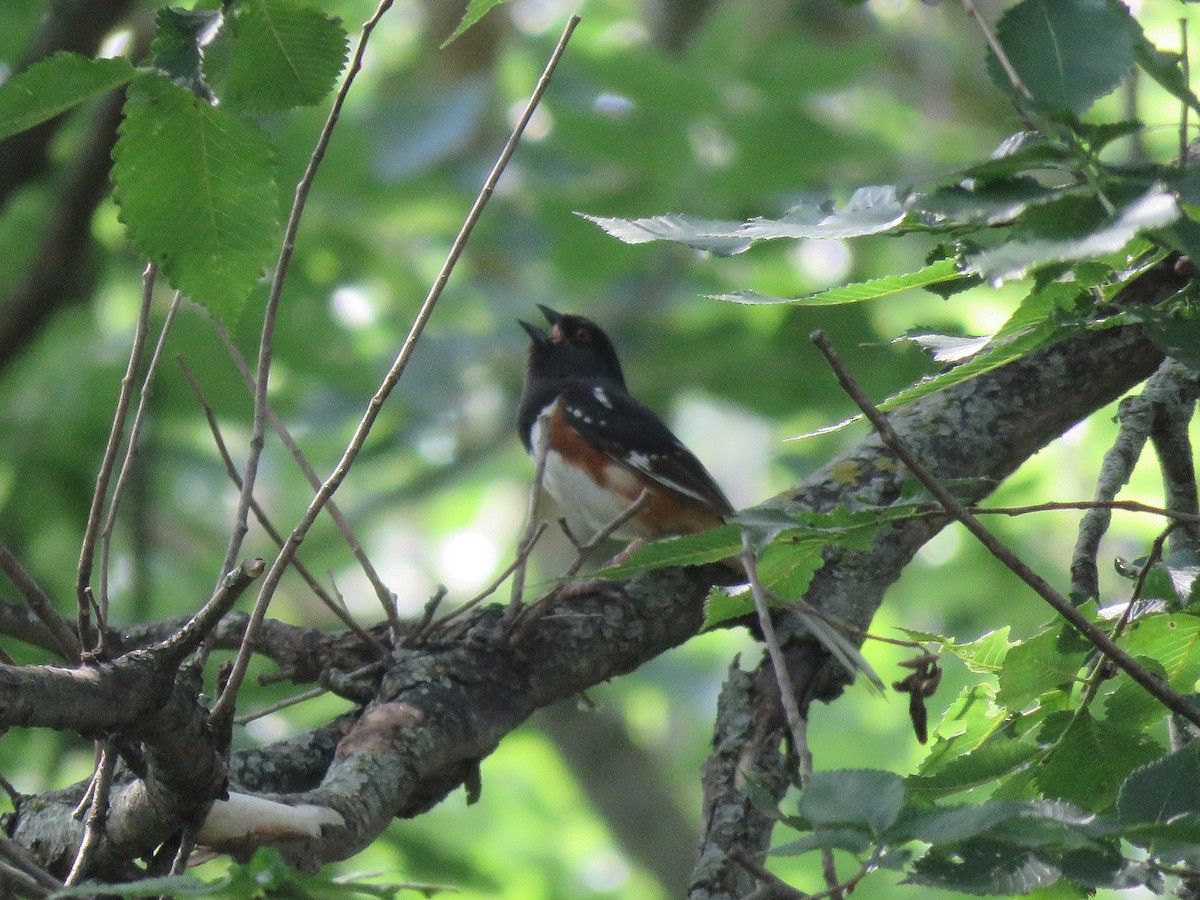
left=593, top=386, right=613, bottom=408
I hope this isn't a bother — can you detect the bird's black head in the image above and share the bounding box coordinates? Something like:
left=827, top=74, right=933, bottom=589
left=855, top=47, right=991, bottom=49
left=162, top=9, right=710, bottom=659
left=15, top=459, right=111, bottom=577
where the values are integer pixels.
left=520, top=305, right=627, bottom=389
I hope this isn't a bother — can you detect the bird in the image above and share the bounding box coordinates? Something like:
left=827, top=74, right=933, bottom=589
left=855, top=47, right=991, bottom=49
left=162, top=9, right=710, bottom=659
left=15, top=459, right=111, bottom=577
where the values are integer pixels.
left=517, top=306, right=734, bottom=547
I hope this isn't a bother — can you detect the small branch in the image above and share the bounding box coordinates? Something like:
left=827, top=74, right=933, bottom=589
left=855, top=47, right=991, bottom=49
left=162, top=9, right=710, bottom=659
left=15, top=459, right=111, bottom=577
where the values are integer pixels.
left=98, top=291, right=182, bottom=645
left=960, top=0, right=1031, bottom=101
left=0, top=543, right=81, bottom=663
left=152, top=557, right=265, bottom=669
left=1182, top=18, right=1190, bottom=167
left=509, top=490, right=649, bottom=641
left=234, top=661, right=381, bottom=726
left=507, top=410, right=553, bottom=615
left=76, top=262, right=156, bottom=648
left=64, top=741, right=116, bottom=886
left=208, top=12, right=581, bottom=728
left=218, top=0, right=398, bottom=584
left=741, top=533, right=809, bottom=785
left=812, top=330, right=1200, bottom=728
left=213, top=321, right=401, bottom=634
left=730, top=845, right=810, bottom=899
left=0, top=835, right=60, bottom=896
left=178, top=357, right=386, bottom=659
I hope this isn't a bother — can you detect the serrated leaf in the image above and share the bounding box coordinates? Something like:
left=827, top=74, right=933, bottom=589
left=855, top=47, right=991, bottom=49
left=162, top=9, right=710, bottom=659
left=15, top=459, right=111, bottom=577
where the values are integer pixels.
left=797, top=769, right=906, bottom=834
left=442, top=0, right=514, bottom=47
left=966, top=186, right=1179, bottom=281
left=214, top=0, right=348, bottom=112
left=112, top=74, right=280, bottom=324
left=594, top=524, right=741, bottom=579
left=152, top=7, right=223, bottom=99
left=960, top=131, right=1077, bottom=183
left=1121, top=613, right=1200, bottom=691
left=714, top=258, right=960, bottom=306
left=907, top=845, right=1060, bottom=895
left=996, top=628, right=1089, bottom=712
left=772, top=827, right=873, bottom=856
left=583, top=185, right=910, bottom=256
left=581, top=213, right=756, bottom=256
left=912, top=179, right=1073, bottom=228
left=988, top=0, right=1138, bottom=115
left=1134, top=32, right=1200, bottom=118
left=894, top=330, right=993, bottom=363
left=1036, top=712, right=1162, bottom=808
left=703, top=586, right=754, bottom=629
left=1117, top=740, right=1200, bottom=826
left=909, top=737, right=1039, bottom=799
left=951, top=628, right=1015, bottom=674
left=0, top=53, right=135, bottom=142
left=1103, top=656, right=1170, bottom=731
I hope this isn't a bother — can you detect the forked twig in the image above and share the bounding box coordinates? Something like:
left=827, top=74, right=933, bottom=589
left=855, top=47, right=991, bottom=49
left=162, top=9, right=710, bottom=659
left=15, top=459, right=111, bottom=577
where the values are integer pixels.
left=217, top=0, right=398, bottom=585
left=0, top=543, right=80, bottom=663
left=76, top=263, right=156, bottom=649
left=177, top=357, right=386, bottom=658
left=208, top=14, right=582, bottom=727
left=811, top=330, right=1200, bottom=728
left=63, top=742, right=116, bottom=886
left=213, top=321, right=401, bottom=633
left=98, top=291, right=183, bottom=645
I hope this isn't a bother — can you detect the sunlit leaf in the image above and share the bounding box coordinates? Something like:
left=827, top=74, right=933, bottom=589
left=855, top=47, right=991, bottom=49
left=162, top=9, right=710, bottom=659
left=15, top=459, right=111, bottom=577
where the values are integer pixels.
left=442, top=0, right=514, bottom=47
left=714, top=259, right=960, bottom=306
left=988, top=0, right=1138, bottom=114
left=111, top=74, right=280, bottom=324
left=214, top=0, right=348, bottom=111
left=966, top=186, right=1179, bottom=281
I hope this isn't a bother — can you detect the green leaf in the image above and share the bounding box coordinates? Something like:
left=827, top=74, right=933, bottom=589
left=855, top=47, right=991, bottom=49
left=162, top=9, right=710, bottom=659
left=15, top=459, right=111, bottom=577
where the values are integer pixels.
left=111, top=74, right=281, bottom=324
left=771, top=827, right=874, bottom=856
left=1103, top=657, right=1171, bottom=732
left=1134, top=32, right=1200, bottom=118
left=966, top=186, right=1179, bottom=281
left=948, top=628, right=1015, bottom=674
left=1117, top=740, right=1200, bottom=826
left=714, top=258, right=961, bottom=306
left=960, top=131, right=1077, bottom=184
left=152, top=7, right=223, bottom=99
left=1036, top=712, right=1162, bottom=808
left=214, top=0, right=348, bottom=111
left=988, top=0, right=1138, bottom=115
left=581, top=212, right=757, bottom=256
left=996, top=628, right=1088, bottom=712
left=1121, top=613, right=1200, bottom=692
left=0, top=52, right=135, bottom=142
left=443, top=0, right=514, bottom=47
left=907, top=844, right=1061, bottom=895
left=594, top=524, right=741, bottom=579
left=909, top=737, right=1040, bottom=799
left=703, top=586, right=754, bottom=629
left=583, top=185, right=910, bottom=255
left=797, top=769, right=906, bottom=835
left=912, top=179, right=1075, bottom=228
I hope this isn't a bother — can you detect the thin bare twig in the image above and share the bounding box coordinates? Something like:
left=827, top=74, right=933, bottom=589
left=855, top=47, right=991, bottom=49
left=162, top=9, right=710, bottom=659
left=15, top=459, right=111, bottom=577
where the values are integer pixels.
left=811, top=330, right=1200, bottom=729
left=218, top=0, right=398, bottom=586
left=213, top=321, right=401, bottom=634
left=509, top=490, right=649, bottom=642
left=424, top=521, right=549, bottom=638
left=77, top=262, right=156, bottom=649
left=177, top=357, right=386, bottom=658
left=98, top=291, right=182, bottom=645
left=0, top=835, right=60, bottom=894
left=730, top=845, right=810, bottom=899
left=208, top=14, right=582, bottom=727
left=233, top=661, right=381, bottom=725
left=740, top=533, right=809, bottom=783
left=960, top=0, right=1032, bottom=101
left=153, top=557, right=264, bottom=669
left=508, top=410, right=554, bottom=615
left=1182, top=19, right=1191, bottom=166
left=0, top=543, right=80, bottom=662
left=64, top=742, right=116, bottom=886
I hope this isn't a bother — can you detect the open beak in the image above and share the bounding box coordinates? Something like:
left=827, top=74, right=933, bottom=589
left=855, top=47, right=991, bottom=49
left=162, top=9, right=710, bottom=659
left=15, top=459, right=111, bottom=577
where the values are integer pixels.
left=537, top=304, right=562, bottom=326
left=519, top=319, right=550, bottom=346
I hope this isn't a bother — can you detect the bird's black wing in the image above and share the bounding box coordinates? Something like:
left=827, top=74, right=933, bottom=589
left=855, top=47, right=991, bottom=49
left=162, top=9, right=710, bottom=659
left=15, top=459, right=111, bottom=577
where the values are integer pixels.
left=558, top=381, right=734, bottom=516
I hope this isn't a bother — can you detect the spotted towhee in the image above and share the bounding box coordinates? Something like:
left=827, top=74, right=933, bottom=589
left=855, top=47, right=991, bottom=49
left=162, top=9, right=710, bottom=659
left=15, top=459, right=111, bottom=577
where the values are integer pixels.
left=518, top=306, right=734, bottom=542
